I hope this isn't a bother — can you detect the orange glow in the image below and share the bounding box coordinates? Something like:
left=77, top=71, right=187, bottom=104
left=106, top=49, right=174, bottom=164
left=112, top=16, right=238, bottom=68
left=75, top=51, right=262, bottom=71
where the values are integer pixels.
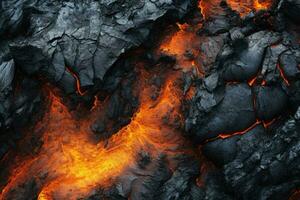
left=218, top=120, right=261, bottom=139
left=176, top=22, right=189, bottom=31
left=0, top=68, right=193, bottom=199
left=248, top=77, right=267, bottom=86
left=261, top=79, right=267, bottom=86
left=277, top=63, right=290, bottom=86
left=185, top=85, right=197, bottom=100
left=159, top=24, right=201, bottom=72
left=90, top=95, right=99, bottom=111
left=65, top=66, right=86, bottom=96
left=199, top=0, right=225, bottom=20
left=263, top=118, right=276, bottom=128
left=215, top=117, right=277, bottom=140
left=199, top=0, right=273, bottom=18
left=253, top=0, right=272, bottom=10
left=289, top=189, right=300, bottom=200
left=227, top=0, right=273, bottom=16
left=0, top=1, right=278, bottom=198
left=248, top=77, right=257, bottom=86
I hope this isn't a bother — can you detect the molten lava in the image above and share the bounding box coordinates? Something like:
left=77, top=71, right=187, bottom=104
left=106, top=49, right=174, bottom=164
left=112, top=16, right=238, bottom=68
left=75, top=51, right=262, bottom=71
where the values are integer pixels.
left=199, top=0, right=273, bottom=19
left=0, top=66, right=192, bottom=199
left=0, top=1, right=278, bottom=199
left=65, top=66, right=86, bottom=96
left=159, top=23, right=203, bottom=74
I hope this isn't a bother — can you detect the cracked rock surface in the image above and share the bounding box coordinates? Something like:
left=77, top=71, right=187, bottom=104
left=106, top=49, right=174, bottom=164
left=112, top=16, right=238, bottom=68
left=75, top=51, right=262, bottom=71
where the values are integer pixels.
left=0, top=0, right=193, bottom=150
left=186, top=0, right=300, bottom=199
left=1, top=0, right=300, bottom=199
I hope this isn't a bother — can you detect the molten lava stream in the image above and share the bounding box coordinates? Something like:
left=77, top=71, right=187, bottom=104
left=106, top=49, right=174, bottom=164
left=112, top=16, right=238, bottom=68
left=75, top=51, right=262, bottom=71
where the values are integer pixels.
left=199, top=0, right=273, bottom=19
left=0, top=67, right=191, bottom=199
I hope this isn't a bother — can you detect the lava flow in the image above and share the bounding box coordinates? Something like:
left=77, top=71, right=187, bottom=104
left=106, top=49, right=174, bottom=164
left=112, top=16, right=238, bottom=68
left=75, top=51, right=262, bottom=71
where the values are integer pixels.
left=199, top=0, right=273, bottom=19
left=0, top=1, right=280, bottom=199
left=0, top=64, right=192, bottom=200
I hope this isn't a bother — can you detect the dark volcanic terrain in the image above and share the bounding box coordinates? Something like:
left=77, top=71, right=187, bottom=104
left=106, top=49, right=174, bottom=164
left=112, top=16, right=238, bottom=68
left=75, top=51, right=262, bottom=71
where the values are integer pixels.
left=0, top=0, right=300, bottom=200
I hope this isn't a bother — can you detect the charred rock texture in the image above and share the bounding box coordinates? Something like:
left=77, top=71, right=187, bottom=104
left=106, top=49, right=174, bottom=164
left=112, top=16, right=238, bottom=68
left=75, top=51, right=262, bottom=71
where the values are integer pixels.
left=203, top=109, right=300, bottom=200
left=1, top=0, right=300, bottom=200
left=0, top=0, right=194, bottom=114
left=0, top=0, right=193, bottom=149
left=186, top=0, right=300, bottom=199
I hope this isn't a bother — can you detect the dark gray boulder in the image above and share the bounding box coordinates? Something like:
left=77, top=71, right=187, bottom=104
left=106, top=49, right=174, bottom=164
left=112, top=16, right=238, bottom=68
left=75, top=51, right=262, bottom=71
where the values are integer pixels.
left=222, top=31, right=281, bottom=82
left=254, top=86, right=288, bottom=121
left=188, top=83, right=256, bottom=142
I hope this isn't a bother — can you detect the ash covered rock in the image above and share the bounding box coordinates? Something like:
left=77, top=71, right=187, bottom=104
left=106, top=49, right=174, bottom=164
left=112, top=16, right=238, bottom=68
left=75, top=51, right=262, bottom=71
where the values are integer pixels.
left=90, top=66, right=139, bottom=139
left=186, top=0, right=300, bottom=144
left=1, top=0, right=194, bottom=94
left=198, top=34, right=227, bottom=71
left=0, top=77, right=42, bottom=158
left=1, top=0, right=300, bottom=199
left=0, top=59, right=14, bottom=93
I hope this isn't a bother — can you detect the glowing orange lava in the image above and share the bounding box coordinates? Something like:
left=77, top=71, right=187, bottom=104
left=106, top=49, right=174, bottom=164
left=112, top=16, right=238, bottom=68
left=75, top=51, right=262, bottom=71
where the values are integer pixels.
left=277, top=63, right=290, bottom=86
left=199, top=0, right=273, bottom=19
left=65, top=66, right=86, bottom=96
left=159, top=23, right=202, bottom=74
left=253, top=0, right=273, bottom=10
left=0, top=66, right=192, bottom=199
left=0, top=1, right=277, bottom=199
left=218, top=120, right=261, bottom=139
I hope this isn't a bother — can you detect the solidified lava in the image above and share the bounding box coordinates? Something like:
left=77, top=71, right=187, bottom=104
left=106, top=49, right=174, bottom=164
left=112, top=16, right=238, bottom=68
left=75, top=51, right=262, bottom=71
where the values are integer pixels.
left=1, top=0, right=300, bottom=200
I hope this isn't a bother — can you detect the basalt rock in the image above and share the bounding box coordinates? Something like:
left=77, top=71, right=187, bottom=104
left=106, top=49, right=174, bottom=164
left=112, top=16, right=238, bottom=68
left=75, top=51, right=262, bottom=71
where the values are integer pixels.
left=186, top=1, right=300, bottom=199
left=254, top=85, right=288, bottom=121
left=1, top=0, right=194, bottom=94
left=222, top=31, right=281, bottom=82
left=223, top=108, right=300, bottom=200
left=187, top=83, right=256, bottom=142
left=1, top=0, right=300, bottom=200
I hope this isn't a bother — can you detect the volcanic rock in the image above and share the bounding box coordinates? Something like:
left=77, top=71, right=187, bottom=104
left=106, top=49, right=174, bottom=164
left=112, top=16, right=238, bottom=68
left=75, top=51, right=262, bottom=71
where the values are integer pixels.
left=222, top=31, right=281, bottom=82
left=282, top=0, right=300, bottom=24
left=279, top=50, right=300, bottom=81
left=203, top=134, right=239, bottom=166
left=254, top=86, right=288, bottom=121
left=188, top=83, right=256, bottom=142
left=1, top=0, right=193, bottom=94
left=223, top=108, right=300, bottom=199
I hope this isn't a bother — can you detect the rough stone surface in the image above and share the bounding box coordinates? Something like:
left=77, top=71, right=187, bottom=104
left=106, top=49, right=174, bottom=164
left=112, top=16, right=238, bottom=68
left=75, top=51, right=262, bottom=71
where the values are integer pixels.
left=1, top=0, right=300, bottom=199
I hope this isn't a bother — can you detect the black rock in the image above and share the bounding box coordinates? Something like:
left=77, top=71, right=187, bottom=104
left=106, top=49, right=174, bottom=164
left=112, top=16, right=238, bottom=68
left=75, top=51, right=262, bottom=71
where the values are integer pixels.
left=282, top=0, right=300, bottom=24
left=190, top=83, right=256, bottom=142
left=203, top=135, right=239, bottom=166
left=222, top=31, right=281, bottom=82
left=254, top=86, right=288, bottom=121
left=279, top=50, right=300, bottom=81
left=2, top=0, right=193, bottom=94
